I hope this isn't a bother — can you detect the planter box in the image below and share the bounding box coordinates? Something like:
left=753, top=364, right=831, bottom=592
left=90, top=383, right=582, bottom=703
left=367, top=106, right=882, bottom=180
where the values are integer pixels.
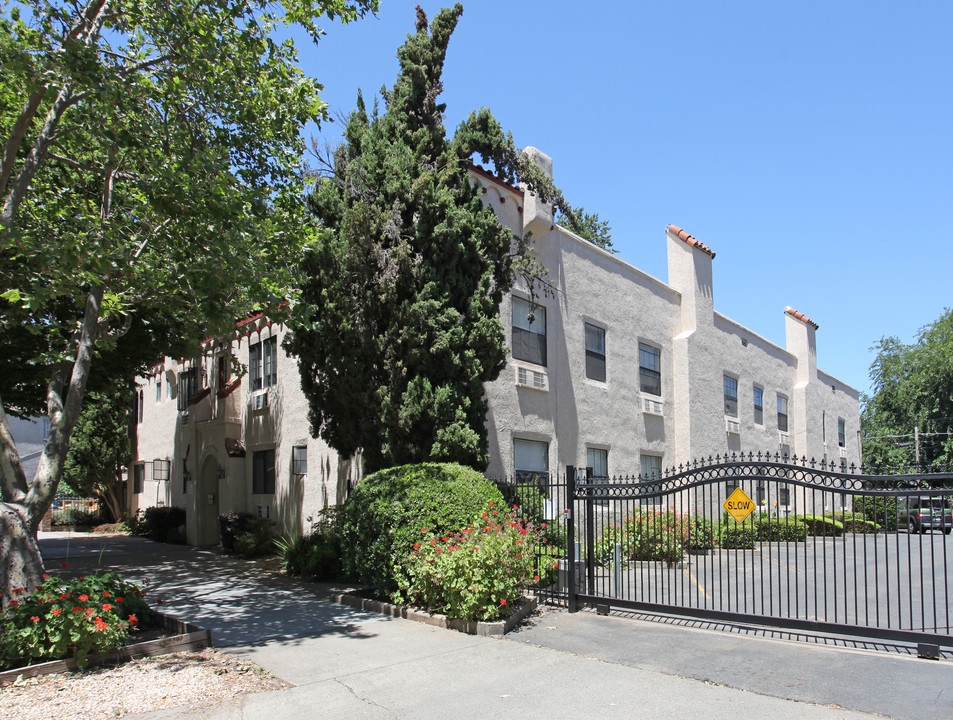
left=330, top=591, right=537, bottom=638
left=0, top=612, right=211, bottom=683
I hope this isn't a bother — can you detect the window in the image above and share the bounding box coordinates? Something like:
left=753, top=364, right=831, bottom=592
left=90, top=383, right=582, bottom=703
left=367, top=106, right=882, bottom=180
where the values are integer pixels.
left=756, top=480, right=766, bottom=505
left=779, top=486, right=790, bottom=506
left=177, top=367, right=200, bottom=411
left=292, top=446, right=308, bottom=475
left=724, top=375, right=738, bottom=417
left=838, top=418, right=846, bottom=448
left=753, top=386, right=763, bottom=425
left=640, top=454, right=662, bottom=505
left=249, top=337, right=278, bottom=391
left=511, top=297, right=547, bottom=366
left=514, top=438, right=548, bottom=483
left=252, top=449, right=276, bottom=494
left=639, top=343, right=661, bottom=396
left=153, top=459, right=170, bottom=482
left=167, top=375, right=173, bottom=399
left=133, top=464, right=144, bottom=495
left=777, top=395, right=789, bottom=432
left=584, top=323, right=606, bottom=382
left=587, top=447, right=608, bottom=478
left=155, top=377, right=162, bottom=403
left=135, top=390, right=144, bottom=423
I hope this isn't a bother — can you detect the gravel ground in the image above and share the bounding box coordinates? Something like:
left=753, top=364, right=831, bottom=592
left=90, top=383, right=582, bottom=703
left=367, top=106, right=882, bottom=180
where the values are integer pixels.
left=0, top=648, right=288, bottom=720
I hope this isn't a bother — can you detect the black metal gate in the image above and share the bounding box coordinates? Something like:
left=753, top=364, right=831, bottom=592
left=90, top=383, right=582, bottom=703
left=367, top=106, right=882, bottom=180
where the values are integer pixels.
left=558, top=455, right=953, bottom=648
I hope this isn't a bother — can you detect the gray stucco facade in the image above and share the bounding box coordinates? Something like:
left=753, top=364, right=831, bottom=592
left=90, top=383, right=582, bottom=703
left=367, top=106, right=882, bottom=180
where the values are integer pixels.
left=130, top=149, right=860, bottom=544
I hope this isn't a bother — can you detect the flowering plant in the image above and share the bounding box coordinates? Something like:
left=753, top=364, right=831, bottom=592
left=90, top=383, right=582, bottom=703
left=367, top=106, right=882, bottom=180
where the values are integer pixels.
left=0, top=571, right=153, bottom=670
left=392, top=505, right=545, bottom=622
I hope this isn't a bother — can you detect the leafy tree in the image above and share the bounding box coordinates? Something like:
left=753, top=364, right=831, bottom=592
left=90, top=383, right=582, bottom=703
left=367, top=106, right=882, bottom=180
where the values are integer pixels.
left=556, top=204, right=615, bottom=252
left=0, top=0, right=376, bottom=605
left=287, top=4, right=586, bottom=474
left=60, top=380, right=132, bottom=522
left=862, top=308, right=953, bottom=468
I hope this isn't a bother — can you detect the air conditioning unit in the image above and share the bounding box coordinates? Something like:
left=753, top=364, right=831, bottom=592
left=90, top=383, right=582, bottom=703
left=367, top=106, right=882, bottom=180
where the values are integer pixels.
left=725, top=417, right=741, bottom=435
left=839, top=447, right=848, bottom=459
left=779, top=431, right=790, bottom=446
left=251, top=392, right=269, bottom=410
left=642, top=397, right=664, bottom=416
left=515, top=366, right=548, bottom=392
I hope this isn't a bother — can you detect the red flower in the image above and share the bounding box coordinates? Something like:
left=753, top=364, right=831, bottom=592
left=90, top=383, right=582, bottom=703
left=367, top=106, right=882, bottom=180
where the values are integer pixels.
left=500, top=599, right=507, bottom=605
left=30, top=616, right=40, bottom=623
left=488, top=502, right=494, bottom=507
left=102, top=591, right=110, bottom=597
left=413, top=544, right=420, bottom=549
left=42, top=574, right=50, bottom=578
left=518, top=527, right=527, bottom=535
left=86, top=608, right=95, bottom=615
left=116, top=597, right=124, bottom=603
left=59, top=594, right=69, bottom=600
left=102, top=603, right=113, bottom=611
left=51, top=609, right=62, bottom=616
left=59, top=562, right=68, bottom=567
left=73, top=607, right=82, bottom=614
left=94, top=617, right=109, bottom=631
left=78, top=594, right=89, bottom=601
left=128, top=614, right=138, bottom=626
left=14, top=587, right=25, bottom=594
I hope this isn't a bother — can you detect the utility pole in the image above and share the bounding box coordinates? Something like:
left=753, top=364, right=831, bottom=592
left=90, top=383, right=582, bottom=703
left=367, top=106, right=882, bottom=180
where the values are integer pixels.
left=915, top=425, right=920, bottom=466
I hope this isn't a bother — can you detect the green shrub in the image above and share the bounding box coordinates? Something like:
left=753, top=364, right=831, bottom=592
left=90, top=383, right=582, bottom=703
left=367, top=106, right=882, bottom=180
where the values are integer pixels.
left=51, top=508, right=101, bottom=528
left=685, top=516, right=715, bottom=551
left=143, top=506, right=186, bottom=543
left=594, top=524, right=633, bottom=565
left=0, top=572, right=153, bottom=670
left=796, top=515, right=844, bottom=537
left=230, top=519, right=275, bottom=558
left=825, top=511, right=882, bottom=534
left=219, top=511, right=257, bottom=553
left=851, top=496, right=899, bottom=531
left=278, top=509, right=343, bottom=579
left=593, top=511, right=688, bottom=564
left=340, top=463, right=505, bottom=591
left=752, top=516, right=807, bottom=542
left=718, top=522, right=757, bottom=549
left=392, top=506, right=540, bottom=621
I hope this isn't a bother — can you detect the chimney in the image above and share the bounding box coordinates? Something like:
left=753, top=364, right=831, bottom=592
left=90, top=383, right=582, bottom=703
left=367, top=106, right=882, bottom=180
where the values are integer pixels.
left=785, top=306, right=818, bottom=385
left=520, top=146, right=554, bottom=239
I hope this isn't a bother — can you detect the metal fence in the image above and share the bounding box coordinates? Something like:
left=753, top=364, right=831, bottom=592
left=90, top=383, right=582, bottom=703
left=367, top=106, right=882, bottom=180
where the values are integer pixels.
left=503, top=455, right=953, bottom=648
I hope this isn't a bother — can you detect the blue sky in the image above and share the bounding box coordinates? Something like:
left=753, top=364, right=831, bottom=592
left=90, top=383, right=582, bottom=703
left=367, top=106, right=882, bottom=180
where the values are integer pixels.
left=296, top=1, right=952, bottom=396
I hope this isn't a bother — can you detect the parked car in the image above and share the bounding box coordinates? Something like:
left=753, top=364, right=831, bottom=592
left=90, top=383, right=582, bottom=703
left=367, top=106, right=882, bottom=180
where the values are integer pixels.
left=897, top=496, right=953, bottom=534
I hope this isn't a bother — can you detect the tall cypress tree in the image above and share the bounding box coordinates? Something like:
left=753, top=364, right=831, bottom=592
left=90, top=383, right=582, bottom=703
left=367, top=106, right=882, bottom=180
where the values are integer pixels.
left=286, top=5, right=514, bottom=472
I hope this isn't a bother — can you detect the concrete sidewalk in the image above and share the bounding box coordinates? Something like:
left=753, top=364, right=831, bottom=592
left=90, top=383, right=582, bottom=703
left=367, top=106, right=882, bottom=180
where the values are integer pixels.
left=38, top=532, right=953, bottom=719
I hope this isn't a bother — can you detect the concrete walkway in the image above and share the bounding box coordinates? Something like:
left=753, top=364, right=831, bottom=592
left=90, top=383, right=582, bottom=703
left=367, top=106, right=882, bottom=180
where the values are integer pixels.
left=37, top=532, right=953, bottom=719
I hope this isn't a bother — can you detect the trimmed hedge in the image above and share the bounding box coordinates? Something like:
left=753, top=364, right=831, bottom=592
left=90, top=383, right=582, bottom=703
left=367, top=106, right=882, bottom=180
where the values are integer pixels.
left=340, top=463, right=506, bottom=591
left=796, top=515, right=844, bottom=537
left=143, top=505, right=186, bottom=543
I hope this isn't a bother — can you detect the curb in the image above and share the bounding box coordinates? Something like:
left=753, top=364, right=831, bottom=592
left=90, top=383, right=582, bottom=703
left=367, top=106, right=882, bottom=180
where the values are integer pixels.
left=330, top=592, right=538, bottom=637
left=0, top=612, right=212, bottom=683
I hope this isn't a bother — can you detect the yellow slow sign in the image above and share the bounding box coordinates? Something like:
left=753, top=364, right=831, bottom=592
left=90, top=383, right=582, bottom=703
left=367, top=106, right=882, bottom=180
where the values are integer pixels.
left=724, top=487, right=755, bottom=523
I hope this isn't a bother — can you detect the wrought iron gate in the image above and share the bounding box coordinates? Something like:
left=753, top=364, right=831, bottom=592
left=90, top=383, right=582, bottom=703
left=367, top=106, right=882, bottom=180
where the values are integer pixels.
left=561, top=455, right=953, bottom=648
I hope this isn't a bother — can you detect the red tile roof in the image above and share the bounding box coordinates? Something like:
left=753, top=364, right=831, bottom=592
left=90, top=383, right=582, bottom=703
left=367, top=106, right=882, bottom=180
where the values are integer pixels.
left=785, top=306, right=819, bottom=330
left=667, top=224, right=715, bottom=258
left=469, top=164, right=524, bottom=198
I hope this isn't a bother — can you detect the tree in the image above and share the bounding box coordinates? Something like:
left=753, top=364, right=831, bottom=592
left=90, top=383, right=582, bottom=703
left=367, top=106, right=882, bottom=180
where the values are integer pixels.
left=287, top=4, right=585, bottom=474
left=861, top=308, right=953, bottom=468
left=60, top=379, right=132, bottom=522
left=0, top=0, right=376, bottom=606
left=556, top=204, right=615, bottom=252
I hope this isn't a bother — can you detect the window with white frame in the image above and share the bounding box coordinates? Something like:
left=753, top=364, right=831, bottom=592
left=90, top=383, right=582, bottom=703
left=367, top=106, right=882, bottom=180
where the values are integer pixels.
left=252, top=449, right=276, bottom=494
left=639, top=343, right=661, bottom=396
left=249, top=336, right=278, bottom=391
left=133, top=464, right=144, bottom=495
left=292, top=445, right=308, bottom=475
left=153, top=459, right=170, bottom=482
left=511, top=297, right=547, bottom=367
left=155, top=376, right=162, bottom=403
left=640, top=454, right=662, bottom=505
left=838, top=418, right=846, bottom=448
left=777, top=395, right=789, bottom=432
left=136, top=390, right=144, bottom=423
left=514, top=438, right=548, bottom=483
left=724, top=375, right=738, bottom=417
left=584, top=323, right=606, bottom=382
left=753, top=386, right=764, bottom=425
left=587, top=447, right=608, bottom=479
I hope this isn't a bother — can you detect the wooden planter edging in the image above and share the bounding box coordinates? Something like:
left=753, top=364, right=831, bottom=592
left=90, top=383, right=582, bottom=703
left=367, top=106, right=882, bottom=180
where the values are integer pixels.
left=0, top=612, right=211, bottom=683
left=330, top=592, right=538, bottom=638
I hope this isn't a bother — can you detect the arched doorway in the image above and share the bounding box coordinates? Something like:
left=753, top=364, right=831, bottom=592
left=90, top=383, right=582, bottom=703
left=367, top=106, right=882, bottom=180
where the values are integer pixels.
left=197, top=455, right=221, bottom=546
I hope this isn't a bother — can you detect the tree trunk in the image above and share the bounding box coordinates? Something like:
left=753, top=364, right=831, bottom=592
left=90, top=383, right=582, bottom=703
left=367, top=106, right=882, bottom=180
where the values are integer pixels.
left=0, top=502, right=43, bottom=609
